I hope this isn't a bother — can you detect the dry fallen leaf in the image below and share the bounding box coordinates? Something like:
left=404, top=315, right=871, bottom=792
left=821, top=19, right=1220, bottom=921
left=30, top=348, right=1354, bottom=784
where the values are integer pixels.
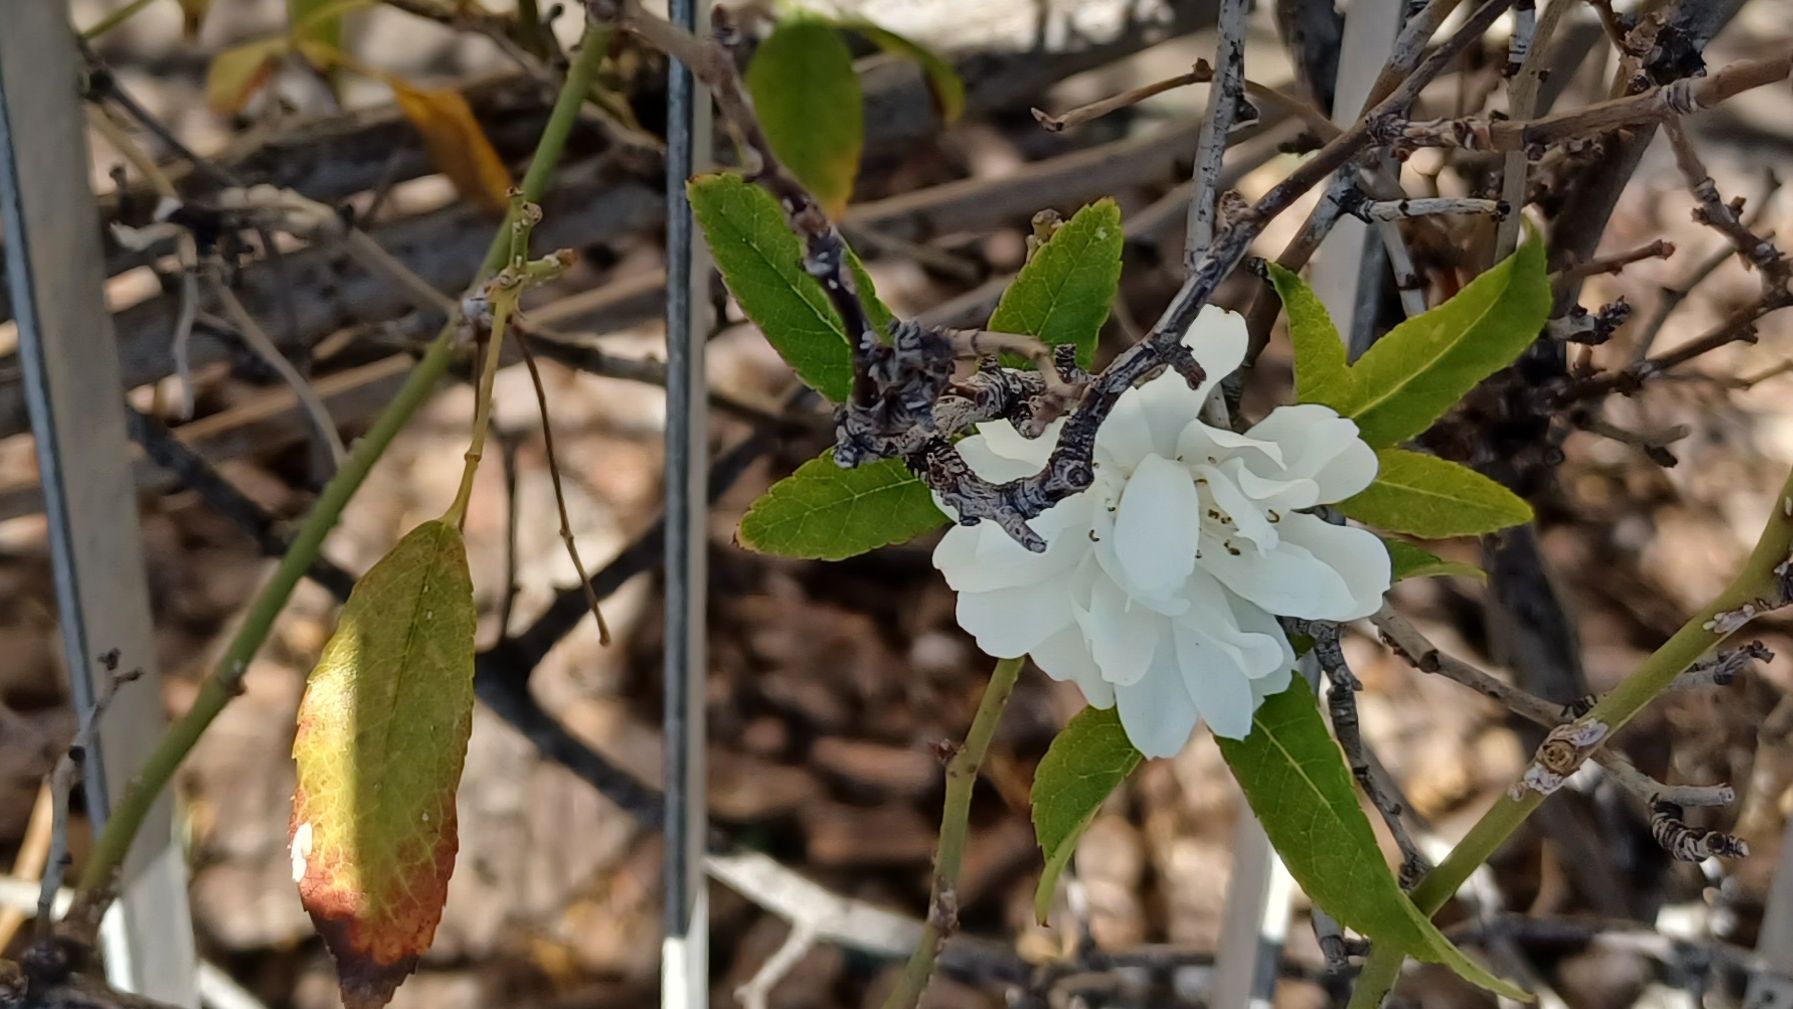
left=387, top=77, right=512, bottom=213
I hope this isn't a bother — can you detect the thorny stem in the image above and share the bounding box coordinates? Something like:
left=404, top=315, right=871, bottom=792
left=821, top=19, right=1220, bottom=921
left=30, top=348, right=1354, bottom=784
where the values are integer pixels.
left=70, top=23, right=609, bottom=911
left=1348, top=466, right=1793, bottom=1007
left=881, top=656, right=1024, bottom=1009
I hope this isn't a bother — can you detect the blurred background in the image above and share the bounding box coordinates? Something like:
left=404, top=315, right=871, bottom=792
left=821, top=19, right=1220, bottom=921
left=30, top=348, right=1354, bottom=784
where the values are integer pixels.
left=3, top=1, right=1793, bottom=1006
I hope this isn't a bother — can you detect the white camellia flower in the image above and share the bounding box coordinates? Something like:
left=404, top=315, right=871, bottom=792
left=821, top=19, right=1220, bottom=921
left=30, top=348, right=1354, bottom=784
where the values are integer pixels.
left=932, top=305, right=1391, bottom=757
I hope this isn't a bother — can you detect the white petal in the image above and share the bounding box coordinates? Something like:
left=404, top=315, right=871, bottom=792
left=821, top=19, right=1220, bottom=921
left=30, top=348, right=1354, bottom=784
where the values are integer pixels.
left=1225, top=592, right=1299, bottom=672
left=1177, top=569, right=1289, bottom=679
left=1114, top=648, right=1201, bottom=758
left=1078, top=578, right=1159, bottom=686
left=1032, top=624, right=1114, bottom=708
left=1172, top=622, right=1256, bottom=739
left=1274, top=513, right=1391, bottom=620
left=1194, top=461, right=1277, bottom=551
left=1176, top=419, right=1283, bottom=469
left=1197, top=525, right=1360, bottom=619
left=1096, top=392, right=1158, bottom=468
left=1179, top=303, right=1249, bottom=403
left=932, top=493, right=1095, bottom=593
left=1245, top=405, right=1379, bottom=502
left=957, top=434, right=1049, bottom=484
left=1248, top=662, right=1295, bottom=705
left=977, top=416, right=1065, bottom=466
left=1130, top=372, right=1208, bottom=459
left=955, top=579, right=1077, bottom=657
left=1112, top=454, right=1200, bottom=597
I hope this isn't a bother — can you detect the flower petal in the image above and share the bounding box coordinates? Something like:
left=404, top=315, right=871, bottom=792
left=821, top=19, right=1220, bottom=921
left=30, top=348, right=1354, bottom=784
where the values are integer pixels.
left=1179, top=303, right=1248, bottom=403
left=1194, top=461, right=1277, bottom=551
left=1172, top=622, right=1257, bottom=739
left=1274, top=513, right=1391, bottom=620
left=1114, top=647, right=1201, bottom=758
left=1032, top=623, right=1114, bottom=708
left=1078, top=577, right=1160, bottom=686
left=1197, top=524, right=1360, bottom=620
left=1245, top=405, right=1379, bottom=502
left=977, top=416, right=1065, bottom=466
left=1248, top=662, right=1295, bottom=705
left=1096, top=391, right=1159, bottom=469
left=1177, top=569, right=1290, bottom=679
left=1111, top=453, right=1200, bottom=597
left=933, top=492, right=1094, bottom=593
left=955, top=578, right=1078, bottom=657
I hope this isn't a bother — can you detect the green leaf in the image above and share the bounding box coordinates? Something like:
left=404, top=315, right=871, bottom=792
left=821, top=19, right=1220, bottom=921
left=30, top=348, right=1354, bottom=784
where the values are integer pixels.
left=1217, top=682, right=1529, bottom=1001
left=1338, top=448, right=1533, bottom=537
left=291, top=520, right=477, bottom=1009
left=689, top=173, right=889, bottom=401
left=737, top=452, right=945, bottom=560
left=1384, top=538, right=1487, bottom=583
left=1030, top=706, right=1143, bottom=923
left=988, top=199, right=1124, bottom=368
left=745, top=17, right=863, bottom=218
left=1335, top=241, right=1550, bottom=446
left=287, top=0, right=344, bottom=66
left=833, top=19, right=966, bottom=122
left=1266, top=262, right=1352, bottom=408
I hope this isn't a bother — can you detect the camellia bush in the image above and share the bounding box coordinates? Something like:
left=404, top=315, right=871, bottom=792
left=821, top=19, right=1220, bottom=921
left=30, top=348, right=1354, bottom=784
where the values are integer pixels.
left=12, top=1, right=1793, bottom=1009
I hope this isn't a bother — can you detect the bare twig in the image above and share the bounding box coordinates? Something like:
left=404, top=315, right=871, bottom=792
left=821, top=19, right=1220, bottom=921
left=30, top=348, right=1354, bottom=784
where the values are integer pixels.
left=734, top=925, right=817, bottom=1009
left=1555, top=239, right=1676, bottom=282
left=205, top=269, right=347, bottom=469
left=515, top=334, right=613, bottom=645
left=1189, top=0, right=1259, bottom=266
left=39, top=660, right=146, bottom=943
left=1032, top=62, right=1334, bottom=140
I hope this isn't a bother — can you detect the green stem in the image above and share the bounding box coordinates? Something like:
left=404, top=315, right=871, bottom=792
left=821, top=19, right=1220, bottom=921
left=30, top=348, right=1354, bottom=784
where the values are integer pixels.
left=1349, top=465, right=1793, bottom=1008
left=74, top=24, right=609, bottom=903
left=881, top=656, right=1024, bottom=1009
left=444, top=294, right=512, bottom=526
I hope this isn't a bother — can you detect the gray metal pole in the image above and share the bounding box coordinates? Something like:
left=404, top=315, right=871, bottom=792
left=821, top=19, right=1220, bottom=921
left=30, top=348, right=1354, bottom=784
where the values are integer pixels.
left=662, top=0, right=712, bottom=1005
left=0, top=6, right=197, bottom=1004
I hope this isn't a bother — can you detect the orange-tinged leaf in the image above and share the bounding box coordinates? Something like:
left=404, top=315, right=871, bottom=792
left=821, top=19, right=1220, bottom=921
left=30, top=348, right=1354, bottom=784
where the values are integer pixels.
left=290, top=520, right=477, bottom=1009
left=388, top=78, right=512, bottom=213
left=207, top=38, right=288, bottom=115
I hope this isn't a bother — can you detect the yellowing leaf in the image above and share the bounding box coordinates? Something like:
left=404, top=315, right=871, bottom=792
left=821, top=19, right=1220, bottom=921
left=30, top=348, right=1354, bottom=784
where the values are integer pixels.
left=388, top=78, right=512, bottom=213
left=288, top=0, right=344, bottom=54
left=291, top=520, right=477, bottom=1009
left=745, top=17, right=863, bottom=218
left=208, top=38, right=288, bottom=115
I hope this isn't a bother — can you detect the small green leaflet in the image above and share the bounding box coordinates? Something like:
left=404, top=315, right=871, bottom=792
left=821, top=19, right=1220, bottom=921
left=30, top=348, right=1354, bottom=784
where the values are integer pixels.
left=1216, top=682, right=1529, bottom=1001
left=1384, top=537, right=1487, bottom=582
left=832, top=19, right=966, bottom=122
left=1268, top=241, right=1550, bottom=447
left=689, top=173, right=891, bottom=402
left=1339, top=448, right=1533, bottom=537
left=988, top=199, right=1125, bottom=368
left=1029, top=706, right=1143, bottom=923
left=737, top=453, right=944, bottom=560
left=745, top=17, right=863, bottom=218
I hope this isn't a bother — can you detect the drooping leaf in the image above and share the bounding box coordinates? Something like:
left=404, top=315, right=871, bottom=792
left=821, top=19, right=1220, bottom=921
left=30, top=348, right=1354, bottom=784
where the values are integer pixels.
left=1334, top=241, right=1550, bottom=446
left=737, top=453, right=944, bottom=560
left=745, top=17, right=863, bottom=218
left=1338, top=448, right=1533, bottom=537
left=1384, top=537, right=1487, bottom=583
left=833, top=19, right=966, bottom=122
left=388, top=77, right=513, bottom=213
left=988, top=199, right=1124, bottom=369
left=291, top=520, right=477, bottom=1009
left=1266, top=262, right=1352, bottom=408
left=207, top=38, right=288, bottom=115
left=1217, top=681, right=1529, bottom=1001
left=1030, top=706, right=1142, bottom=923
left=689, top=173, right=890, bottom=401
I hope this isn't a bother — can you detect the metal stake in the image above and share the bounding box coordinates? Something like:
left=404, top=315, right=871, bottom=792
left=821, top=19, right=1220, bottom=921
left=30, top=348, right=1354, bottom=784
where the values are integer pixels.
left=0, top=6, right=197, bottom=1004
left=661, top=0, right=712, bottom=1004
